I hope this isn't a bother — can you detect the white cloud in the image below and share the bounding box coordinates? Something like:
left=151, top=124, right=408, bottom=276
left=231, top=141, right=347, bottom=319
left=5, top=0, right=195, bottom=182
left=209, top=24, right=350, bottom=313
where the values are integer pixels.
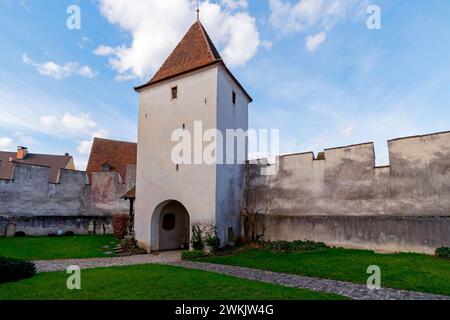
left=18, top=0, right=31, bottom=10
left=261, top=40, right=274, bottom=50
left=75, top=158, right=89, bottom=171
left=40, top=113, right=101, bottom=136
left=22, top=54, right=97, bottom=79
left=220, top=0, right=248, bottom=11
left=268, top=0, right=368, bottom=49
left=93, top=45, right=116, bottom=56
left=77, top=140, right=93, bottom=155
left=40, top=113, right=109, bottom=161
left=77, top=130, right=108, bottom=156
left=95, top=0, right=260, bottom=80
left=306, top=32, right=326, bottom=52
left=341, top=124, right=355, bottom=138
left=0, top=137, right=13, bottom=149
left=78, top=36, right=93, bottom=48
left=12, top=132, right=38, bottom=146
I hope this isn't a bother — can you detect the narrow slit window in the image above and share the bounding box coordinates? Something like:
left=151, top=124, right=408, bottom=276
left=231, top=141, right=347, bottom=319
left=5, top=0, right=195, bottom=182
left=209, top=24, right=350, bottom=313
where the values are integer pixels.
left=171, top=86, right=178, bottom=100
left=232, top=91, right=236, bottom=105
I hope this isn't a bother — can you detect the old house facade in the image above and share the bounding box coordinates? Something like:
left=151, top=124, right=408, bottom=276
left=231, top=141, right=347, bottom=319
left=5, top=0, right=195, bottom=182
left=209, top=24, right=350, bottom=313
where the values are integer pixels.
left=0, top=139, right=137, bottom=236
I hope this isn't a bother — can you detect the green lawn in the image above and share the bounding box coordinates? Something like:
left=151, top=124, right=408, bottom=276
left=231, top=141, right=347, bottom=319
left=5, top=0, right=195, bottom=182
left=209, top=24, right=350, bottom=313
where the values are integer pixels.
left=0, top=264, right=345, bottom=300
left=200, top=248, right=450, bottom=296
left=0, top=235, right=118, bottom=260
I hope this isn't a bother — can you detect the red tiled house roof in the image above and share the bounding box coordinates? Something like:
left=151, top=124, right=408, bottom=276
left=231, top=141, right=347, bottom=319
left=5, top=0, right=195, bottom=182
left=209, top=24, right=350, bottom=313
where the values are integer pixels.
left=134, top=21, right=252, bottom=101
left=86, top=138, right=137, bottom=184
left=0, top=151, right=73, bottom=183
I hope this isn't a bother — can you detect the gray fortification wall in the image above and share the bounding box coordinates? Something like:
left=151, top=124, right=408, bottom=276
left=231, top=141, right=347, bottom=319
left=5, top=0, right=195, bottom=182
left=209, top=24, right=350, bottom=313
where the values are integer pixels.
left=246, top=131, right=450, bottom=253
left=0, top=164, right=136, bottom=236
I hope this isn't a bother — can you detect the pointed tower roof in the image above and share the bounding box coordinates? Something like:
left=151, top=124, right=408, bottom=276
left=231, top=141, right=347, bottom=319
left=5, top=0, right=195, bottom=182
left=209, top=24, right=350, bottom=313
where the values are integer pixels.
left=149, top=21, right=222, bottom=85
left=135, top=21, right=252, bottom=101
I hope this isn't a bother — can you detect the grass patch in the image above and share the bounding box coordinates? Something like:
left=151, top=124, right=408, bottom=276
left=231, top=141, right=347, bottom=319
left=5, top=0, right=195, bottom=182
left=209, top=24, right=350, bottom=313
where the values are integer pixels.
left=181, top=250, right=208, bottom=260
left=200, top=247, right=450, bottom=296
left=0, top=264, right=346, bottom=300
left=0, top=235, right=118, bottom=260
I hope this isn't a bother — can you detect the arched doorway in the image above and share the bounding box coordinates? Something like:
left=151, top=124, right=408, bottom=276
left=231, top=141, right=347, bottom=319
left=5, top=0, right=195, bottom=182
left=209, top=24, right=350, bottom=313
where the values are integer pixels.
left=150, top=200, right=190, bottom=251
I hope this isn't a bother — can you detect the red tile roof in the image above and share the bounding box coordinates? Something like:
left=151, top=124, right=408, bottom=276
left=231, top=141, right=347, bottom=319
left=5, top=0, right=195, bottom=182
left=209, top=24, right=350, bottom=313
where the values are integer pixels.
left=0, top=151, right=73, bottom=183
left=148, top=21, right=222, bottom=85
left=134, top=20, right=252, bottom=101
left=86, top=138, right=137, bottom=184
left=121, top=186, right=136, bottom=200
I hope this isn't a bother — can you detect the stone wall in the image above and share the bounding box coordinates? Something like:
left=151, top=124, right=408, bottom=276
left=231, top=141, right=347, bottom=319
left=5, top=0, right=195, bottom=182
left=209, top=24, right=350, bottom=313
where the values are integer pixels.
left=0, top=216, right=113, bottom=237
left=0, top=164, right=136, bottom=236
left=246, top=131, right=450, bottom=253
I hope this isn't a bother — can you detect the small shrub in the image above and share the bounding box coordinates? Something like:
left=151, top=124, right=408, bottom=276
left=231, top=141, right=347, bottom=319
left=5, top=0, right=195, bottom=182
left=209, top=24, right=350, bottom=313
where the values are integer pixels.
left=112, top=214, right=130, bottom=239
left=63, top=231, right=75, bottom=237
left=0, top=257, right=36, bottom=284
left=191, top=225, right=204, bottom=251
left=204, top=229, right=221, bottom=253
left=265, top=240, right=328, bottom=252
left=182, top=250, right=208, bottom=260
left=435, top=247, right=450, bottom=259
left=117, top=237, right=147, bottom=256
left=13, top=231, right=26, bottom=237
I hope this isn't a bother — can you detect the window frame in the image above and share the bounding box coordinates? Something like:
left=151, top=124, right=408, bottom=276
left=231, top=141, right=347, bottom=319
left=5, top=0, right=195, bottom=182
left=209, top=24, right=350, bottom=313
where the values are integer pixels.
left=171, top=86, right=178, bottom=100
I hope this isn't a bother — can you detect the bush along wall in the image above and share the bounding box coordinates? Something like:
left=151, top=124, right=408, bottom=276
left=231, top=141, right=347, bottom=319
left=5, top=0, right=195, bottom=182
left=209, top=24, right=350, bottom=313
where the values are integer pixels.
left=435, top=247, right=450, bottom=259
left=264, top=240, right=328, bottom=252
left=0, top=257, right=36, bottom=284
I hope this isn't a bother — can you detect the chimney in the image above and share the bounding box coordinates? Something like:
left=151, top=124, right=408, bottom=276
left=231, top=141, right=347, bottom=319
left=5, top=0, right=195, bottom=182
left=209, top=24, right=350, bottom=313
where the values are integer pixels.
left=16, top=146, right=28, bottom=160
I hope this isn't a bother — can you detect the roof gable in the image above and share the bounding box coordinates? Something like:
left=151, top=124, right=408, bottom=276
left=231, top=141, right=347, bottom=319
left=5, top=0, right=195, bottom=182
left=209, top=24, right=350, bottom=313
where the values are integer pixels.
left=86, top=138, right=137, bottom=184
left=0, top=151, right=73, bottom=183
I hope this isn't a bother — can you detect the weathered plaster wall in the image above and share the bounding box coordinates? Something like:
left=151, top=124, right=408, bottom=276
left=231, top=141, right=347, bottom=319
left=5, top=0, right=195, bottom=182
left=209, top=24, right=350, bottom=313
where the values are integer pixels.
left=135, top=66, right=220, bottom=252
left=252, top=215, right=450, bottom=254
left=0, top=164, right=136, bottom=236
left=247, top=131, right=450, bottom=253
left=135, top=64, right=251, bottom=251
left=0, top=165, right=91, bottom=217
left=0, top=216, right=113, bottom=237
left=90, top=166, right=136, bottom=214
left=215, top=64, right=250, bottom=244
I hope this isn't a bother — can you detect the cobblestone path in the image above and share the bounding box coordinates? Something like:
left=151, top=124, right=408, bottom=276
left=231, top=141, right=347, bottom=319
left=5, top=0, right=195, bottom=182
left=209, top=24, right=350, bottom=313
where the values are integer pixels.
left=173, top=261, right=450, bottom=300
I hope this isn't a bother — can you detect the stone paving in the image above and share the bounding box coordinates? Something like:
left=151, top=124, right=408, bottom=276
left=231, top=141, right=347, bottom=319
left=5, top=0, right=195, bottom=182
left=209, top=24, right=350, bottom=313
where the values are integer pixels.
left=34, top=253, right=449, bottom=300
left=34, top=251, right=182, bottom=273
left=173, top=261, right=450, bottom=301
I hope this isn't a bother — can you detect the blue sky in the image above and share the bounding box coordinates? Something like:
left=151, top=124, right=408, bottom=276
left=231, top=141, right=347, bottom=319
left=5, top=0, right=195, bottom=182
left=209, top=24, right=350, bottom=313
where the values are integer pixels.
left=1, top=0, right=450, bottom=169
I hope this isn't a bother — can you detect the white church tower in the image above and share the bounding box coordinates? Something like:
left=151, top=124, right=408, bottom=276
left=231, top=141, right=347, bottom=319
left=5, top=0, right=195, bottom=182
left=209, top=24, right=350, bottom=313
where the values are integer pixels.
left=133, top=19, right=252, bottom=252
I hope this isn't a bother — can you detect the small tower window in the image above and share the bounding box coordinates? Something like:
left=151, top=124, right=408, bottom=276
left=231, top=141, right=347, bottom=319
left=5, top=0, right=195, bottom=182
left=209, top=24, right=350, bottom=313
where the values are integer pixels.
left=102, top=163, right=112, bottom=172
left=171, top=86, right=178, bottom=100
left=232, top=91, right=236, bottom=105
left=162, top=213, right=176, bottom=231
